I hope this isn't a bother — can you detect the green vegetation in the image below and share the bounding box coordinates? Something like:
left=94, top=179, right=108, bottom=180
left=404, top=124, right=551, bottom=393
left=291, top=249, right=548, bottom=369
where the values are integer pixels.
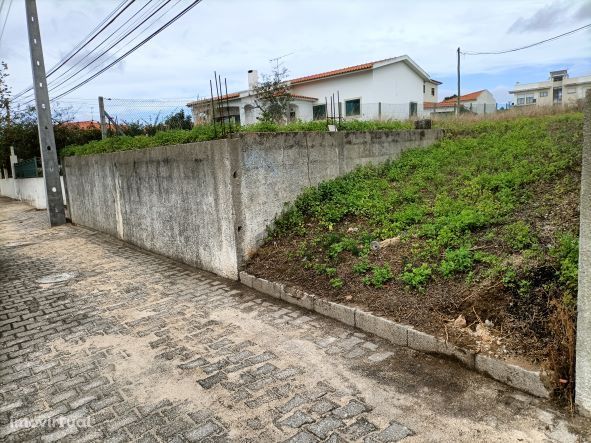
left=59, top=119, right=413, bottom=157
left=268, top=113, right=582, bottom=298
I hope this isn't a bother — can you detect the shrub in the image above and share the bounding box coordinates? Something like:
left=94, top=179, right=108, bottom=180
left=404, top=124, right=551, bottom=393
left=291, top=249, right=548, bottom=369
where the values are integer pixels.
left=329, top=277, right=344, bottom=288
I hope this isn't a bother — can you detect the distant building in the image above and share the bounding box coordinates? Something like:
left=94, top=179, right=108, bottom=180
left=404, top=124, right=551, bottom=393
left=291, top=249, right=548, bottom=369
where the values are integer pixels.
left=187, top=55, right=441, bottom=124
left=424, top=90, right=497, bottom=115
left=509, top=69, right=591, bottom=107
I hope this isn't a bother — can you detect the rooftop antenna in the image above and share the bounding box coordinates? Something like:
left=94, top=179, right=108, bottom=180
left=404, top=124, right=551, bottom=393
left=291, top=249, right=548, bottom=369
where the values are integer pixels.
left=269, top=52, right=294, bottom=70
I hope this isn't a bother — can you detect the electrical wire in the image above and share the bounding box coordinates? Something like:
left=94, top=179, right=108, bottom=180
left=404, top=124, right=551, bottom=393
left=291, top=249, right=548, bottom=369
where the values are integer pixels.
left=0, top=0, right=13, bottom=46
left=462, top=23, right=591, bottom=55
left=50, top=0, right=203, bottom=101
left=15, top=0, right=173, bottom=104
left=12, top=0, right=131, bottom=99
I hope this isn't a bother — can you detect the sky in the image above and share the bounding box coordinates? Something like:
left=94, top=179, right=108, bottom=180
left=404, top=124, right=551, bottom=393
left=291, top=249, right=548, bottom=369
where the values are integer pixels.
left=0, top=0, right=590, bottom=121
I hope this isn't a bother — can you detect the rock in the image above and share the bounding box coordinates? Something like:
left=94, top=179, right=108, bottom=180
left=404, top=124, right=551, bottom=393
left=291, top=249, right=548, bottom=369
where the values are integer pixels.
left=485, top=319, right=494, bottom=328
left=380, top=237, right=401, bottom=248
left=453, top=314, right=467, bottom=328
left=347, top=227, right=359, bottom=233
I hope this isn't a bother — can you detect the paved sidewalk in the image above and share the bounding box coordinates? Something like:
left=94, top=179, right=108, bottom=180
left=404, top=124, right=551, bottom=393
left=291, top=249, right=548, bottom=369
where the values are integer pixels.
left=0, top=197, right=589, bottom=443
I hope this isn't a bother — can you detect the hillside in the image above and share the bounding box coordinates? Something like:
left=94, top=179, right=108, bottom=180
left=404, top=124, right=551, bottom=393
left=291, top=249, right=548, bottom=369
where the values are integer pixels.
left=246, top=113, right=583, bottom=400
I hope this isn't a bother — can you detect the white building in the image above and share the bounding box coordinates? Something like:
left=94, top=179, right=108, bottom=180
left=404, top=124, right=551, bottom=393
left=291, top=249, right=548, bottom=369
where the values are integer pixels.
left=187, top=55, right=441, bottom=124
left=424, top=89, right=497, bottom=115
left=509, top=69, right=591, bottom=107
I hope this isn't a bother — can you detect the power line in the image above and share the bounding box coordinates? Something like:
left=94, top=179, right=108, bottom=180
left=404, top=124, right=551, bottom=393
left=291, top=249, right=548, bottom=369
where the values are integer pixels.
left=12, top=0, right=130, bottom=99
left=15, top=0, right=175, bottom=105
left=13, top=0, right=154, bottom=102
left=51, top=0, right=204, bottom=101
left=45, top=0, right=136, bottom=77
left=0, top=0, right=13, bottom=46
left=462, top=23, right=591, bottom=55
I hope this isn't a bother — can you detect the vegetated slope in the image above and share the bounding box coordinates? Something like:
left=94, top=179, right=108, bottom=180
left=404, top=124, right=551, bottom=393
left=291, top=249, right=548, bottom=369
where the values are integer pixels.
left=246, top=113, right=583, bottom=399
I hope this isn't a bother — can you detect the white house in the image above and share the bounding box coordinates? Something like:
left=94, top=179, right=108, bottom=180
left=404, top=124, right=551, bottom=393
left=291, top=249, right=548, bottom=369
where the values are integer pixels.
left=509, top=69, right=591, bottom=107
left=424, top=89, right=497, bottom=115
left=187, top=55, right=441, bottom=124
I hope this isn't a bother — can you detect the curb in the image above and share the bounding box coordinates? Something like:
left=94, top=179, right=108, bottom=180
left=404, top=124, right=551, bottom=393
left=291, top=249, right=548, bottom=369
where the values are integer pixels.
left=239, top=271, right=551, bottom=399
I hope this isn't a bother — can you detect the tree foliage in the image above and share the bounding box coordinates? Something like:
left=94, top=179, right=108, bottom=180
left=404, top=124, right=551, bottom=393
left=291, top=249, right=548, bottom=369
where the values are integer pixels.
left=252, top=66, right=292, bottom=123
left=0, top=61, right=102, bottom=175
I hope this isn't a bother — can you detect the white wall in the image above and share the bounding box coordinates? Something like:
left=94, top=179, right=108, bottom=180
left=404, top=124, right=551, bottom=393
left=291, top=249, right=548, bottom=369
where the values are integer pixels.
left=289, top=61, right=427, bottom=120
left=0, top=177, right=66, bottom=209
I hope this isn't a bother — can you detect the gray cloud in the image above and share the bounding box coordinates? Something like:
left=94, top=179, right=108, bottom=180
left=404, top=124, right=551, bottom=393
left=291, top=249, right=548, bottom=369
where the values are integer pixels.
left=509, top=1, right=571, bottom=33
left=577, top=0, right=591, bottom=18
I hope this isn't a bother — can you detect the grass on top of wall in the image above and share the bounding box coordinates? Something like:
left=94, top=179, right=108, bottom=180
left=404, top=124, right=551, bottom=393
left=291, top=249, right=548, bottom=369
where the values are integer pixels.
left=59, top=119, right=414, bottom=157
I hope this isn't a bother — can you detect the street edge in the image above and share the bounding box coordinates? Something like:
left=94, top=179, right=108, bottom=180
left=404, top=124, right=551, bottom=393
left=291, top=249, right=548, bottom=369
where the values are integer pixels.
left=239, top=271, right=552, bottom=399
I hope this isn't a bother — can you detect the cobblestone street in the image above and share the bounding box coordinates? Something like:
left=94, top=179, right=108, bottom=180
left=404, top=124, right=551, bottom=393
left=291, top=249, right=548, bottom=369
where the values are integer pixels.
left=1, top=197, right=589, bottom=442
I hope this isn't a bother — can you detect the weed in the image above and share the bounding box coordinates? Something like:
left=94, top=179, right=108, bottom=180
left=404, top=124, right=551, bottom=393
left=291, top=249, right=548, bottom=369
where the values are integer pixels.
left=504, top=221, right=538, bottom=250
left=329, top=277, right=344, bottom=288
left=362, top=264, right=393, bottom=288
left=401, top=263, right=432, bottom=289
left=439, top=247, right=473, bottom=277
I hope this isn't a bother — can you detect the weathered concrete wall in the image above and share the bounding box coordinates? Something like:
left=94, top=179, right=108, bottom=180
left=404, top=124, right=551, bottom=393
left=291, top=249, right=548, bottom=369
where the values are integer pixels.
left=234, top=129, right=443, bottom=261
left=576, top=90, right=591, bottom=417
left=0, top=177, right=65, bottom=209
left=64, top=129, right=443, bottom=280
left=64, top=141, right=239, bottom=279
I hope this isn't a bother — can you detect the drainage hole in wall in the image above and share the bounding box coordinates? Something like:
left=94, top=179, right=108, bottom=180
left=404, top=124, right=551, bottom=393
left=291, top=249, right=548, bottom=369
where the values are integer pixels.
left=237, top=226, right=242, bottom=231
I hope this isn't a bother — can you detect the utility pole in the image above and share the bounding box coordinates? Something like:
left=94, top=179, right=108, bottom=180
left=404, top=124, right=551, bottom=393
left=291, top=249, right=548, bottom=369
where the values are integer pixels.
left=25, top=0, right=66, bottom=226
left=456, top=47, right=461, bottom=116
left=98, top=96, right=107, bottom=139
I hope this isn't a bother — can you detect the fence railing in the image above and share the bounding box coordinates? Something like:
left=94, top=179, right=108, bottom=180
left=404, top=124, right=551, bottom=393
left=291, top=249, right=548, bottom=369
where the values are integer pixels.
left=14, top=157, right=42, bottom=178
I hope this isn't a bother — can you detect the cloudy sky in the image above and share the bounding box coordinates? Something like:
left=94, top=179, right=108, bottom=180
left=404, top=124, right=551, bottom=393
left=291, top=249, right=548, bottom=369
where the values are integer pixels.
left=1, top=0, right=590, bottom=120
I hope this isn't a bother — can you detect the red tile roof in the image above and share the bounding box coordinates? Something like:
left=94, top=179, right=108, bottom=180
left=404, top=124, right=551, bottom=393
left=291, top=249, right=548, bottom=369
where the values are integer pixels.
left=437, top=90, right=485, bottom=106
left=61, top=121, right=101, bottom=130
left=290, top=60, right=382, bottom=84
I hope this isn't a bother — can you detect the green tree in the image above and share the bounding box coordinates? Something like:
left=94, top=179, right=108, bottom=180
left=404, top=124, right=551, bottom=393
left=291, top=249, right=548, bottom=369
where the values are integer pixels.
left=164, top=109, right=193, bottom=130
left=252, top=66, right=292, bottom=124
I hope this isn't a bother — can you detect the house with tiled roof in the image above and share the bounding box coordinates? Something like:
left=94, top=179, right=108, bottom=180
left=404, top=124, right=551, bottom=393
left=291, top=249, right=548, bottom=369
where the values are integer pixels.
left=424, top=90, right=497, bottom=115
left=187, top=55, right=441, bottom=125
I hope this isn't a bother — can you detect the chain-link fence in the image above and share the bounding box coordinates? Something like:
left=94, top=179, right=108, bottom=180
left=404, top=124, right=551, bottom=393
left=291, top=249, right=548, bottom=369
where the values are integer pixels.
left=101, top=97, right=195, bottom=136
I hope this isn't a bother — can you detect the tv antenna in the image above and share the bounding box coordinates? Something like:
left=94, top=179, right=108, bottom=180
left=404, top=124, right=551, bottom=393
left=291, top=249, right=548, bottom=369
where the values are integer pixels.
left=269, top=52, right=294, bottom=70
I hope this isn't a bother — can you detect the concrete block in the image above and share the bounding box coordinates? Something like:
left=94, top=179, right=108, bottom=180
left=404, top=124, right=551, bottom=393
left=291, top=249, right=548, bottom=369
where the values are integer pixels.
left=314, top=299, right=355, bottom=327
left=239, top=271, right=253, bottom=288
left=442, top=343, right=476, bottom=368
left=251, top=276, right=267, bottom=294
left=354, top=310, right=408, bottom=347
left=475, top=354, right=550, bottom=398
left=407, top=328, right=446, bottom=354
left=281, top=287, right=315, bottom=311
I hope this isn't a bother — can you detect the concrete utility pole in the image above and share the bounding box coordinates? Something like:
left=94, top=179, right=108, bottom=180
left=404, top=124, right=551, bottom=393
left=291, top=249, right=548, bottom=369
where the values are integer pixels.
left=456, top=47, right=461, bottom=116
left=576, top=89, right=591, bottom=417
left=25, top=0, right=66, bottom=226
left=98, top=96, right=107, bottom=139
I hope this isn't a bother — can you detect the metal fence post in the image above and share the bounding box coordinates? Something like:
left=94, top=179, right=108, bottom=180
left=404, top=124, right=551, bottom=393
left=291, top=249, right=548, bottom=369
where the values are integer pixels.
left=98, top=96, right=107, bottom=139
left=576, top=89, right=591, bottom=417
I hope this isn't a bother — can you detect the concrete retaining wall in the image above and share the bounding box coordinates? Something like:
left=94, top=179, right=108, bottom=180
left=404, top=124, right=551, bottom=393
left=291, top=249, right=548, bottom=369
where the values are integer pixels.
left=0, top=177, right=66, bottom=209
left=234, top=129, right=442, bottom=260
left=64, top=129, right=443, bottom=279
left=64, top=140, right=239, bottom=279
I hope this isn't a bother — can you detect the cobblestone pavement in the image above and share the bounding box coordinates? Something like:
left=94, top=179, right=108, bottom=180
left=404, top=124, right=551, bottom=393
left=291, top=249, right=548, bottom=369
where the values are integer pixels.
left=1, top=198, right=590, bottom=443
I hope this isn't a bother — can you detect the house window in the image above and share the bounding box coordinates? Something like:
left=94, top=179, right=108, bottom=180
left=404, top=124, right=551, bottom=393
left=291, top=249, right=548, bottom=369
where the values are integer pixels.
left=313, top=104, right=326, bottom=120
left=345, top=99, right=361, bottom=116
left=526, top=96, right=535, bottom=104
left=517, top=97, right=525, bottom=105
left=539, top=91, right=548, bottom=97
left=567, top=87, right=576, bottom=94
left=431, top=88, right=435, bottom=96
left=423, top=85, right=426, bottom=93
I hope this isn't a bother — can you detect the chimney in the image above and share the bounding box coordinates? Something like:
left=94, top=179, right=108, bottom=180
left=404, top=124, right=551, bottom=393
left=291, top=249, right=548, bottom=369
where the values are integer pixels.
left=248, top=69, right=258, bottom=90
